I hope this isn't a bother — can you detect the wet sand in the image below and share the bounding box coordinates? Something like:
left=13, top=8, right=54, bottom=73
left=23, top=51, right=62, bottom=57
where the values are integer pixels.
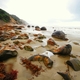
left=1, top=26, right=80, bottom=80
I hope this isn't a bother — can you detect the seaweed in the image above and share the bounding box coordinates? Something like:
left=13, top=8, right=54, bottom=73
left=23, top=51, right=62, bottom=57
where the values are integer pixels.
left=0, top=63, right=18, bottom=80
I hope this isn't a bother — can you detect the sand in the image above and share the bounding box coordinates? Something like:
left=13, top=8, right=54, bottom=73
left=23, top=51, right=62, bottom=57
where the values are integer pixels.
left=1, top=26, right=80, bottom=80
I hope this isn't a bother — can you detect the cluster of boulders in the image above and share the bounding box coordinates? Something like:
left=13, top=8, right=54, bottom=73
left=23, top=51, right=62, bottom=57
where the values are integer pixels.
left=27, top=25, right=47, bottom=31
left=35, top=26, right=47, bottom=31
left=0, top=25, right=27, bottom=41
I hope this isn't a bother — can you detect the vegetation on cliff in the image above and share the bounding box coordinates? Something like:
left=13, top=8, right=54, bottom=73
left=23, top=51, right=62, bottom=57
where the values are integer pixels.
left=0, top=8, right=28, bottom=25
left=0, top=9, right=10, bottom=22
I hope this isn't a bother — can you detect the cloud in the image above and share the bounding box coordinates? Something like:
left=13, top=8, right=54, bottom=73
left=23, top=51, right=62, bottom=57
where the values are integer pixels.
left=5, top=0, right=73, bottom=22
left=68, top=0, right=80, bottom=21
left=0, top=0, right=9, bottom=9
left=0, top=0, right=80, bottom=27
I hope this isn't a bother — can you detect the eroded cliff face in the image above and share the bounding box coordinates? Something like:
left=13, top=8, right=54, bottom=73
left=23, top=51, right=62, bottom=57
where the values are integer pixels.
left=0, top=18, right=17, bottom=27
left=0, top=8, right=27, bottom=26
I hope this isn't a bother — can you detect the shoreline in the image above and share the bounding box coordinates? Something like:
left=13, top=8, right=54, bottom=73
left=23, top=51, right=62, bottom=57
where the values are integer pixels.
left=0, top=25, right=80, bottom=80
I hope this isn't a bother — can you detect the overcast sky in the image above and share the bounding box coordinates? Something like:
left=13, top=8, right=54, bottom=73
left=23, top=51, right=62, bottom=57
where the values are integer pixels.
left=0, top=0, right=80, bottom=27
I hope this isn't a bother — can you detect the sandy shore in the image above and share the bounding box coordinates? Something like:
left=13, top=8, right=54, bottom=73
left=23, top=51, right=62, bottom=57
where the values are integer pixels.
left=1, top=26, right=80, bottom=80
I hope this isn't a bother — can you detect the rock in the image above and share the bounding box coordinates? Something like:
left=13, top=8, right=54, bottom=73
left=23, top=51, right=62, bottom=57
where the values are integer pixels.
left=52, top=31, right=68, bottom=40
left=0, top=50, right=18, bottom=62
left=35, top=26, right=40, bottom=31
left=27, top=25, right=30, bottom=28
left=24, top=45, right=34, bottom=51
left=38, top=34, right=46, bottom=39
left=50, top=44, right=72, bottom=55
left=66, top=58, right=80, bottom=71
left=47, top=38, right=57, bottom=46
left=40, top=27, right=47, bottom=30
left=17, top=33, right=29, bottom=39
left=57, top=72, right=71, bottom=80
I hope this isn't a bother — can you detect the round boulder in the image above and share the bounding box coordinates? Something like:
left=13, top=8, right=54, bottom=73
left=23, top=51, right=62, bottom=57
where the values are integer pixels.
left=27, top=25, right=30, bottom=28
left=40, top=27, right=47, bottom=30
left=35, top=26, right=40, bottom=31
left=52, top=31, right=68, bottom=40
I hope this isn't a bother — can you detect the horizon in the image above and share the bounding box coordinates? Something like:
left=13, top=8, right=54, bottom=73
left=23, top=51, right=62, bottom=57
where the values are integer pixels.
left=0, top=0, right=80, bottom=27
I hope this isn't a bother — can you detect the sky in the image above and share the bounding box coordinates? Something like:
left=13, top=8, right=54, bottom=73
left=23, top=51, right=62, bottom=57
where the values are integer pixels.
left=0, top=0, right=80, bottom=27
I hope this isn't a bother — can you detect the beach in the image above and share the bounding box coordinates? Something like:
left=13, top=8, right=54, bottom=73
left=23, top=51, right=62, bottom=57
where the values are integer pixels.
left=0, top=25, right=80, bottom=80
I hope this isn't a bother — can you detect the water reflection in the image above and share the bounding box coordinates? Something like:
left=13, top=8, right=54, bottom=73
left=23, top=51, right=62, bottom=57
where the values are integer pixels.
left=42, top=51, right=54, bottom=58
